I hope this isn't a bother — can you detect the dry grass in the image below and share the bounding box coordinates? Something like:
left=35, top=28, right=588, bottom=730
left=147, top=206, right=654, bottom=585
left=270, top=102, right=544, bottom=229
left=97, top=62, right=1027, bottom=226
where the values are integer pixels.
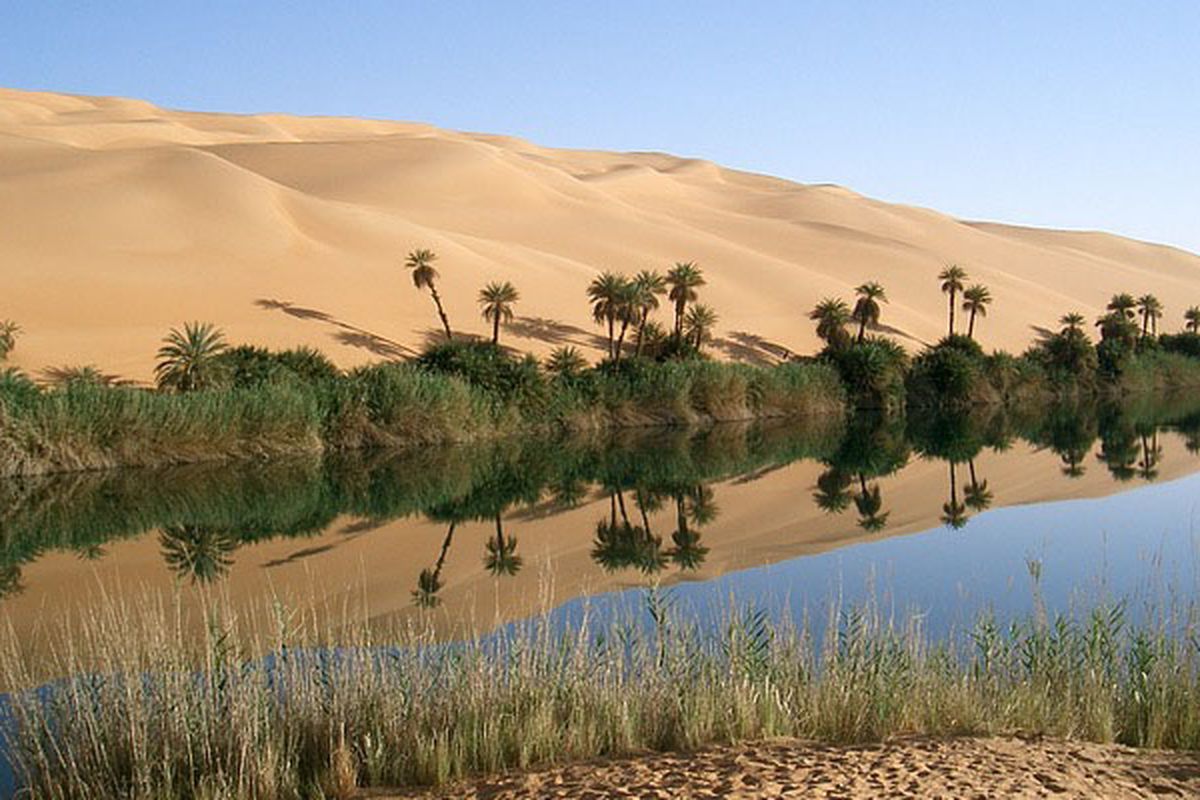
left=1, top=586, right=1197, bottom=799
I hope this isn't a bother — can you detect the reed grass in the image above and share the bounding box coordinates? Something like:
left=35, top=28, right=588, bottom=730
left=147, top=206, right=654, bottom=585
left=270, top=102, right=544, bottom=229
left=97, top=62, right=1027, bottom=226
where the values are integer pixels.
left=0, top=360, right=846, bottom=477
left=2, top=589, right=1197, bottom=799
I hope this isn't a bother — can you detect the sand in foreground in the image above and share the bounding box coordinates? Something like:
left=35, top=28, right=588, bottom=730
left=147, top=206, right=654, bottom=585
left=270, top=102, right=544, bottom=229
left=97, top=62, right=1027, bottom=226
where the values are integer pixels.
left=379, top=737, right=1200, bottom=799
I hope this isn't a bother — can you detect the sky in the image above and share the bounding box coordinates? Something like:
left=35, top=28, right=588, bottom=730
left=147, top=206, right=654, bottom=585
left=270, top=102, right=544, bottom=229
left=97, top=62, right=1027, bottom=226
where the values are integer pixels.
left=2, top=1, right=1198, bottom=253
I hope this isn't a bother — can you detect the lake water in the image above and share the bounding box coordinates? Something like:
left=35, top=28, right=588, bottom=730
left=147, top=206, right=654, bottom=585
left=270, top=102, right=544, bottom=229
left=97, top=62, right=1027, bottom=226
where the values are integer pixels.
left=2, top=396, right=1199, bottom=669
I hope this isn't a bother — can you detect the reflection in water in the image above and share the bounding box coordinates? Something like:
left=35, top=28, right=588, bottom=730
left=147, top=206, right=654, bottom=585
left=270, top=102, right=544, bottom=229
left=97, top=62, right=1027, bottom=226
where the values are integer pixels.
left=1, top=395, right=1200, bottom=610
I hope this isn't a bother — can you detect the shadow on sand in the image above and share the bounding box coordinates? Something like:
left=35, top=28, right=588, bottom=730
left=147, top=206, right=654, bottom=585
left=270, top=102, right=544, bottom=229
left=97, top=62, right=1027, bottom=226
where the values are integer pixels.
left=255, top=299, right=418, bottom=360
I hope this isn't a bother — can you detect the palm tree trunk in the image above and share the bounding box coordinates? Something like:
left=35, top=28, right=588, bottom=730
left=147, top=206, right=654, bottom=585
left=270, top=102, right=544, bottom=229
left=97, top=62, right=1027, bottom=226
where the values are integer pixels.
left=675, top=300, right=685, bottom=338
left=492, top=314, right=500, bottom=345
left=968, top=309, right=977, bottom=339
left=948, top=291, right=956, bottom=336
left=494, top=513, right=504, bottom=550
left=430, top=285, right=453, bottom=341
left=857, top=318, right=867, bottom=342
left=607, top=315, right=615, bottom=358
left=636, top=490, right=652, bottom=537
left=615, top=318, right=630, bottom=364
left=948, top=462, right=958, bottom=506
left=635, top=310, right=649, bottom=357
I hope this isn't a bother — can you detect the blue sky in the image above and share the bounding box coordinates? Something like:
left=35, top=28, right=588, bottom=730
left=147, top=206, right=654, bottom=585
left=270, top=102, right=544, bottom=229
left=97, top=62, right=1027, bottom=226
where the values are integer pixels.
left=2, top=2, right=1197, bottom=252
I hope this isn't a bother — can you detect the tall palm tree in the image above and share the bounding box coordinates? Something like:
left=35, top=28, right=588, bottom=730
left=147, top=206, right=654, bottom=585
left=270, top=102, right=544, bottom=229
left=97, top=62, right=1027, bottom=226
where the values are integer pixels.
left=851, top=282, right=888, bottom=342
left=155, top=322, right=227, bottom=392
left=632, top=270, right=667, bottom=357
left=666, top=262, right=706, bottom=338
left=1136, top=294, right=1163, bottom=337
left=412, top=522, right=457, bottom=608
left=611, top=280, right=641, bottom=362
left=1107, top=293, right=1138, bottom=320
left=587, top=272, right=629, bottom=358
left=478, top=281, right=519, bottom=345
left=939, top=265, right=968, bottom=335
left=484, top=513, right=522, bottom=576
left=961, top=284, right=992, bottom=340
left=683, top=304, right=719, bottom=351
left=1185, top=306, right=1200, bottom=334
left=406, top=248, right=453, bottom=341
left=809, top=298, right=852, bottom=349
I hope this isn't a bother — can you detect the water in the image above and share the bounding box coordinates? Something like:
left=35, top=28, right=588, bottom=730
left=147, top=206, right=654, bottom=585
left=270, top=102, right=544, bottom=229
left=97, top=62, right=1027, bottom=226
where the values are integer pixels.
left=2, top=396, right=1199, bottom=660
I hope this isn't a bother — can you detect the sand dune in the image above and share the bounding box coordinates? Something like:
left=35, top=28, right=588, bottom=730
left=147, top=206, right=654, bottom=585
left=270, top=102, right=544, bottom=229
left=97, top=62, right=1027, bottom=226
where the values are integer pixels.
left=3, top=87, right=1200, bottom=382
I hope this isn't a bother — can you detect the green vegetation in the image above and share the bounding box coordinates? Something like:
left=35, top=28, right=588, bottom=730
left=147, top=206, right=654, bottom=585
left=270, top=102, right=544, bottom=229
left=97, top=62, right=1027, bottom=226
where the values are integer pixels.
left=0, top=319, right=19, bottom=361
left=155, top=321, right=229, bottom=392
left=2, top=591, right=1196, bottom=798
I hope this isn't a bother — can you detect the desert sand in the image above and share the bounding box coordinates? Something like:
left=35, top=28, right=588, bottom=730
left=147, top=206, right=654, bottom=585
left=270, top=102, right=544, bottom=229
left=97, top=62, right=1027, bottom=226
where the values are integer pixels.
left=3, top=87, right=1200, bottom=383
left=381, top=736, right=1200, bottom=799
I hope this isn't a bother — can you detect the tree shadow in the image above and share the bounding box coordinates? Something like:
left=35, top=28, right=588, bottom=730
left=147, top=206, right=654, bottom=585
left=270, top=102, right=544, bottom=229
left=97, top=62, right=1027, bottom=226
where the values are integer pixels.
left=505, top=316, right=609, bottom=354
left=712, top=331, right=793, bottom=365
left=255, top=298, right=418, bottom=359
left=874, top=323, right=926, bottom=347
left=1030, top=324, right=1056, bottom=342
left=40, top=365, right=132, bottom=387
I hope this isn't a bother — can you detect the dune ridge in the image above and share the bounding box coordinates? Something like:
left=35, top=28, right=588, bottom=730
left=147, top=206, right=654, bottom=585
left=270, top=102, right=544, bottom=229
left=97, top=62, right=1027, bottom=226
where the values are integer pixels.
left=3, top=87, right=1200, bottom=383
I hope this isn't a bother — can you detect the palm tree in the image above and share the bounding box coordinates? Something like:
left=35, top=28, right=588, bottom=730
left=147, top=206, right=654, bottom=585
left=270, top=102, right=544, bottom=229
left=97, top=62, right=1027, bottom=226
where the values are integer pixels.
left=545, top=345, right=587, bottom=377
left=683, top=304, right=719, bottom=351
left=412, top=522, right=457, bottom=608
left=666, top=262, right=706, bottom=338
left=632, top=270, right=667, bottom=357
left=851, top=282, right=888, bottom=342
left=961, top=284, right=992, bottom=340
left=939, top=265, right=968, bottom=335
left=0, top=320, right=20, bottom=361
left=406, top=248, right=453, bottom=341
left=477, top=281, right=519, bottom=345
left=588, top=272, right=629, bottom=358
left=483, top=513, right=522, bottom=576
left=155, top=322, right=227, bottom=392
left=159, top=524, right=237, bottom=584
left=1185, top=306, right=1200, bottom=334
left=611, top=280, right=641, bottom=362
left=809, top=298, right=852, bottom=349
left=1095, top=311, right=1137, bottom=347
left=1107, top=293, right=1138, bottom=320
left=1059, top=312, right=1086, bottom=335
left=1136, top=294, right=1163, bottom=337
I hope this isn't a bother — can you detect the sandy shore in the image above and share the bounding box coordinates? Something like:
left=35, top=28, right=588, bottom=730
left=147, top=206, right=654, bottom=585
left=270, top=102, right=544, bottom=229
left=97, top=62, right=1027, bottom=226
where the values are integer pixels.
left=378, top=737, right=1200, bottom=799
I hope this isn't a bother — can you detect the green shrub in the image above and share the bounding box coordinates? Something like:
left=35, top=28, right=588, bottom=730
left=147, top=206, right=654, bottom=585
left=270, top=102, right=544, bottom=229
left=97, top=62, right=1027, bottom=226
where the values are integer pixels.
left=822, top=337, right=908, bottom=411
left=907, top=337, right=988, bottom=408
left=1159, top=332, right=1200, bottom=359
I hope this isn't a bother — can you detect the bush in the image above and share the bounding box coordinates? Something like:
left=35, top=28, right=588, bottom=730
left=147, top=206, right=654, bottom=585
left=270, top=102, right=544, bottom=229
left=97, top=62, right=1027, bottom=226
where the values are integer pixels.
left=822, top=337, right=908, bottom=411
left=214, top=345, right=341, bottom=389
left=416, top=340, right=547, bottom=410
left=1159, top=332, right=1200, bottom=359
left=907, top=339, right=987, bottom=408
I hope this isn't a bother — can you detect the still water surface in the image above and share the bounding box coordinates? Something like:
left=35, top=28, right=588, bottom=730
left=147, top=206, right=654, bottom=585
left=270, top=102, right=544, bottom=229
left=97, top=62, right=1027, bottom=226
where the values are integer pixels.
left=2, top=397, right=1199, bottom=664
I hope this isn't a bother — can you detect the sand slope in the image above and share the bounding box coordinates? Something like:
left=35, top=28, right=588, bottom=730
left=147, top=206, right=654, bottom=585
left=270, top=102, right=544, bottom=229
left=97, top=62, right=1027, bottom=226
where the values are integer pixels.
left=3, top=87, right=1200, bottom=382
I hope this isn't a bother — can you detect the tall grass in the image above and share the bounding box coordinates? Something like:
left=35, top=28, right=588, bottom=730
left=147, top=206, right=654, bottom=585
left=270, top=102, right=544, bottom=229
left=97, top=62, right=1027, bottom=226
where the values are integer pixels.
left=0, top=359, right=846, bottom=477
left=2, top=590, right=1197, bottom=799
left=0, top=382, right=323, bottom=477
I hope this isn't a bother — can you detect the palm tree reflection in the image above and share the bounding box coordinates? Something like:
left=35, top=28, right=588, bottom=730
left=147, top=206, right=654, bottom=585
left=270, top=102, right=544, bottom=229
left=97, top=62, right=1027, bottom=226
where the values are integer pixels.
left=412, top=521, right=457, bottom=608
left=159, top=524, right=238, bottom=584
